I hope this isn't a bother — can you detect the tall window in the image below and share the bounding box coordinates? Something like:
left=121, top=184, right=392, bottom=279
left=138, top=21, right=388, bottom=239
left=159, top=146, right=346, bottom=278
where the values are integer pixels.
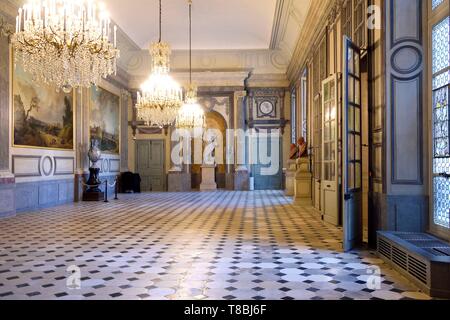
left=431, top=14, right=449, bottom=229
left=432, top=0, right=445, bottom=10
left=301, top=69, right=308, bottom=141
left=291, top=87, right=297, bottom=144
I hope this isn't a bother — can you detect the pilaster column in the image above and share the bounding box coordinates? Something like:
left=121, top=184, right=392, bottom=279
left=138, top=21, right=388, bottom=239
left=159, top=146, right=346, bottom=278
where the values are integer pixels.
left=233, top=91, right=249, bottom=190
left=0, top=13, right=15, bottom=217
left=74, top=87, right=90, bottom=201
left=120, top=89, right=131, bottom=172
left=169, top=126, right=182, bottom=172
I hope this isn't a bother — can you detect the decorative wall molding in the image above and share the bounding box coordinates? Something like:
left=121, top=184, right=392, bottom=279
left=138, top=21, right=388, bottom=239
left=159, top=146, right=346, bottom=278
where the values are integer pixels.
left=54, top=157, right=75, bottom=176
left=12, top=155, right=41, bottom=178
left=248, top=88, right=287, bottom=134
left=386, top=0, right=425, bottom=188
left=12, top=155, right=75, bottom=178
left=390, top=75, right=423, bottom=185
left=390, top=0, right=422, bottom=47
left=41, top=156, right=53, bottom=177
left=109, top=159, right=121, bottom=173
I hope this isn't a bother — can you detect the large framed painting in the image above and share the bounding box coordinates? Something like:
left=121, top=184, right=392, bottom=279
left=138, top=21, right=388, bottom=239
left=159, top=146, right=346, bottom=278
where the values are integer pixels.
left=89, top=86, right=120, bottom=154
left=12, top=56, right=74, bottom=150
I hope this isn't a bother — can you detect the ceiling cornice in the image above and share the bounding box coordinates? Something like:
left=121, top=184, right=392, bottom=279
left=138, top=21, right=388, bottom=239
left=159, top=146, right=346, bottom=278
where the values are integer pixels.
left=286, top=0, right=333, bottom=83
left=270, top=0, right=289, bottom=49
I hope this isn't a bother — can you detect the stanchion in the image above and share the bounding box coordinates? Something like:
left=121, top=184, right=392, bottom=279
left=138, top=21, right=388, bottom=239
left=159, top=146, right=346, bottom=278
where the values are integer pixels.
left=104, top=180, right=109, bottom=203
left=114, top=178, right=119, bottom=200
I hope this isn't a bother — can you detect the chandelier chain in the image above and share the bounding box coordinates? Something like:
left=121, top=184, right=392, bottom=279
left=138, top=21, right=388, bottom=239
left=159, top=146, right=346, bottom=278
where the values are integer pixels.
left=189, top=1, right=192, bottom=84
left=159, top=0, right=162, bottom=43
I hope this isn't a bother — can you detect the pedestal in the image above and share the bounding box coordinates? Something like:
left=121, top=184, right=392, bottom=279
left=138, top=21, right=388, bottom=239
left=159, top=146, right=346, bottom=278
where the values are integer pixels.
left=200, top=165, right=217, bottom=191
left=234, top=167, right=249, bottom=191
left=294, top=158, right=312, bottom=206
left=285, top=160, right=297, bottom=196
left=83, top=167, right=104, bottom=201
left=168, top=171, right=192, bottom=192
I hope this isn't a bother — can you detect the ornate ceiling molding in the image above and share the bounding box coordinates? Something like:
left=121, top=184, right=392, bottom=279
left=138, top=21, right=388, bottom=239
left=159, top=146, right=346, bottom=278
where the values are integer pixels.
left=286, top=0, right=334, bottom=83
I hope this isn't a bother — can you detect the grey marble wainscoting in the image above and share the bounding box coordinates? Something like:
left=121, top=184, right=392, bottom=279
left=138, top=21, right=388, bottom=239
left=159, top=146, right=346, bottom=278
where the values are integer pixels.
left=0, top=178, right=16, bottom=218
left=370, top=191, right=429, bottom=236
left=15, top=179, right=75, bottom=213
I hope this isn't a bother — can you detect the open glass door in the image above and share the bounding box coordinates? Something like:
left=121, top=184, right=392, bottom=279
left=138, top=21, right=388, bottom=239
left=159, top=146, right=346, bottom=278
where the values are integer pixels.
left=342, top=36, right=363, bottom=251
left=322, top=75, right=339, bottom=225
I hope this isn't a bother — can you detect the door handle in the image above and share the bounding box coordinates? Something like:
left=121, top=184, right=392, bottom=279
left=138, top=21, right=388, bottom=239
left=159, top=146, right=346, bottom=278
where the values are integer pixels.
left=327, top=184, right=332, bottom=188
left=344, top=193, right=352, bottom=201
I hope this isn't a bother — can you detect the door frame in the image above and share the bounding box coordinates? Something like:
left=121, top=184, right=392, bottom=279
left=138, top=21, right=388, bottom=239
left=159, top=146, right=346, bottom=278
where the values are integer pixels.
left=342, top=36, right=363, bottom=251
left=135, top=139, right=166, bottom=192
left=251, top=131, right=283, bottom=190
left=321, top=74, right=340, bottom=226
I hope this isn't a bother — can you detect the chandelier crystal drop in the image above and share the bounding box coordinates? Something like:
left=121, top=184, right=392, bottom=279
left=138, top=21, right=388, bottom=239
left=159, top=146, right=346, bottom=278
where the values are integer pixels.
left=136, top=0, right=183, bottom=127
left=176, top=0, right=205, bottom=129
left=176, top=84, right=205, bottom=129
left=11, top=0, right=120, bottom=90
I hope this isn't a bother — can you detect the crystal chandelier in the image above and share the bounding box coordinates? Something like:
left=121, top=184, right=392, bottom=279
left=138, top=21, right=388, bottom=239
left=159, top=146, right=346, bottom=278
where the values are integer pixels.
left=176, top=0, right=205, bottom=129
left=136, top=0, right=183, bottom=127
left=11, top=0, right=120, bottom=91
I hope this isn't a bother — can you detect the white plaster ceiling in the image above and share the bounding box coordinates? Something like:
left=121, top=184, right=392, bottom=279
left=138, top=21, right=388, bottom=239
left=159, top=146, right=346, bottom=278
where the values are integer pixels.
left=107, top=0, right=278, bottom=50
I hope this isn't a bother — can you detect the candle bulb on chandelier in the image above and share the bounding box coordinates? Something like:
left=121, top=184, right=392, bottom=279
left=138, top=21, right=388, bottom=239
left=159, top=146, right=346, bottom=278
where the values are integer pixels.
left=18, top=8, right=22, bottom=31
left=114, top=25, right=117, bottom=48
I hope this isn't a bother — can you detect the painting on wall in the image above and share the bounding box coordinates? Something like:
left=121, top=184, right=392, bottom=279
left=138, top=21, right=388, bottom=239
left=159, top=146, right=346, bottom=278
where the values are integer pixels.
left=89, top=86, right=120, bottom=154
left=13, top=58, right=74, bottom=150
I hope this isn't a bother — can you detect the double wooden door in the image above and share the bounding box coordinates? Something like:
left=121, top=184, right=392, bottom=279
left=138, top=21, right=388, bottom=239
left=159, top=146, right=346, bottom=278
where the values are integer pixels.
left=135, top=140, right=165, bottom=192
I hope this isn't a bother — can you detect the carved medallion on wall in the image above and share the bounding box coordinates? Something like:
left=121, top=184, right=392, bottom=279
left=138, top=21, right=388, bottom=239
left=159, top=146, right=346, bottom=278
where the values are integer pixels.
left=41, top=156, right=54, bottom=177
left=390, top=45, right=423, bottom=78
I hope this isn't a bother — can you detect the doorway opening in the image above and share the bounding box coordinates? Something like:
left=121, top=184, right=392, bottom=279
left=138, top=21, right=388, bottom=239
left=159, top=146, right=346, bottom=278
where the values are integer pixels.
left=135, top=140, right=166, bottom=192
left=191, top=111, right=227, bottom=189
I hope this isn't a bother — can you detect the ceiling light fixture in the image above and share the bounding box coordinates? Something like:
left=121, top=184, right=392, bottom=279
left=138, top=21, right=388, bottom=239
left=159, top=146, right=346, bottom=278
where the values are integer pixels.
left=176, top=0, right=205, bottom=129
left=136, top=0, right=183, bottom=127
left=11, top=0, right=120, bottom=92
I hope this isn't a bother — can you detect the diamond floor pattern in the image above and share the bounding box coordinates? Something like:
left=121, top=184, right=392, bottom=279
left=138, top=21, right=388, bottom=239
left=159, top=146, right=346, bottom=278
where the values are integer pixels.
left=0, top=191, right=431, bottom=300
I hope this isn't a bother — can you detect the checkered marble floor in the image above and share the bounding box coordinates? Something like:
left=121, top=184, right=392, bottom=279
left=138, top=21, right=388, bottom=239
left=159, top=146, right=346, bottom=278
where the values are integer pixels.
left=0, top=191, right=431, bottom=300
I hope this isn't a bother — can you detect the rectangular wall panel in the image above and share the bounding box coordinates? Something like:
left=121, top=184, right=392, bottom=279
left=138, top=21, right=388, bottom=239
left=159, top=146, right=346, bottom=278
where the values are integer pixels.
left=54, top=157, right=75, bottom=175
left=391, top=77, right=423, bottom=184
left=12, top=156, right=41, bottom=177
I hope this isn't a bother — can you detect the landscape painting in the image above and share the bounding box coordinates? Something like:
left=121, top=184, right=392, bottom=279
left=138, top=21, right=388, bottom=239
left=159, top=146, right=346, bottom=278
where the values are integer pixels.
left=13, top=59, right=74, bottom=150
left=90, top=86, right=120, bottom=154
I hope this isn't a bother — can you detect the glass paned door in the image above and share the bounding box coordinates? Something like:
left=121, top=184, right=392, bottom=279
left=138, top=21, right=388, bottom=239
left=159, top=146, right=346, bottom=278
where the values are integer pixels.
left=322, top=75, right=339, bottom=226
left=343, top=36, right=363, bottom=251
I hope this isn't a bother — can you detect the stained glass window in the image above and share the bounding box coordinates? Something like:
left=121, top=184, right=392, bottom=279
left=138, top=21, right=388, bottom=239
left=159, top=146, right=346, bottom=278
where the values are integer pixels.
left=432, top=16, right=450, bottom=229
left=433, top=87, right=449, bottom=158
left=432, top=17, right=449, bottom=76
left=432, top=0, right=445, bottom=10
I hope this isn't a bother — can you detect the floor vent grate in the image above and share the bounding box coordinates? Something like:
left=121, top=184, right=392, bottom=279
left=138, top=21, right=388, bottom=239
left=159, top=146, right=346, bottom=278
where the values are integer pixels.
left=378, top=238, right=391, bottom=259
left=408, top=255, right=427, bottom=284
left=377, top=232, right=450, bottom=298
left=392, top=246, right=407, bottom=270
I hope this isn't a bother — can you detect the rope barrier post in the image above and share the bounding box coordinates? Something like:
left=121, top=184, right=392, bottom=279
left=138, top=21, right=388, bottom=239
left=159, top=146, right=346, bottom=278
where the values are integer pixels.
left=104, top=179, right=109, bottom=203
left=114, top=178, right=119, bottom=200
